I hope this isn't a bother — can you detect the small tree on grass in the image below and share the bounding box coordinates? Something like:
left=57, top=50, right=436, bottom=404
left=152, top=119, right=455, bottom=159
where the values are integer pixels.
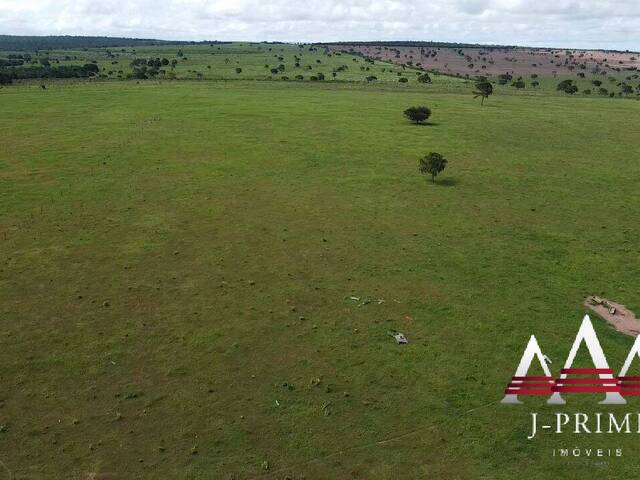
left=417, top=73, right=431, bottom=83
left=557, top=79, right=578, bottom=94
left=473, top=80, right=493, bottom=105
left=419, top=152, right=447, bottom=183
left=403, top=106, right=431, bottom=124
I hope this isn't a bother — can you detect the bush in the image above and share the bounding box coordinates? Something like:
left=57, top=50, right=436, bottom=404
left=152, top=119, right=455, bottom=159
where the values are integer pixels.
left=497, top=73, right=512, bottom=85
left=403, top=106, right=431, bottom=124
left=82, top=63, right=99, bottom=75
left=399, top=77, right=408, bottom=83
left=557, top=79, right=578, bottom=94
left=0, top=71, right=12, bottom=84
left=417, top=73, right=431, bottom=83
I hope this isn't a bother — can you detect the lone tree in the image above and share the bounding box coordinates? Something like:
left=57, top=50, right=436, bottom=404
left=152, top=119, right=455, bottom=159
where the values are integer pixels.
left=403, top=106, right=431, bottom=124
left=419, top=152, right=448, bottom=183
left=473, top=80, right=493, bottom=105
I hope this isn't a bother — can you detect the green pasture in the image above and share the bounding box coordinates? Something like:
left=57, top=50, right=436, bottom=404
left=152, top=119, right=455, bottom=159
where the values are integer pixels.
left=1, top=67, right=640, bottom=479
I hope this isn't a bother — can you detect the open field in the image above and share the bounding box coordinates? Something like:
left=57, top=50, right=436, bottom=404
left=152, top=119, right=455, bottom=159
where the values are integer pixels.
left=3, top=42, right=640, bottom=99
left=2, top=72, right=640, bottom=479
left=1, top=43, right=430, bottom=84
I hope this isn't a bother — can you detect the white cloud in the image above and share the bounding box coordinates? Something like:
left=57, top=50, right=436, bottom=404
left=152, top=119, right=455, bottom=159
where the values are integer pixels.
left=0, top=0, right=638, bottom=50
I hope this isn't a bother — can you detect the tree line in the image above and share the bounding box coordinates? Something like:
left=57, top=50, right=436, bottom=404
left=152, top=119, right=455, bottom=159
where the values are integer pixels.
left=0, top=61, right=99, bottom=84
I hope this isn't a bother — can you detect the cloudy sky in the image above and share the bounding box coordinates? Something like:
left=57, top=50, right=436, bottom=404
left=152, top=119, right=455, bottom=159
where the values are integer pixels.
left=0, top=0, right=638, bottom=50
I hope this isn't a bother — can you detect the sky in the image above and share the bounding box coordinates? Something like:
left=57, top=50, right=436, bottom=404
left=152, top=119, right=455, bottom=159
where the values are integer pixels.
left=0, top=0, right=638, bottom=51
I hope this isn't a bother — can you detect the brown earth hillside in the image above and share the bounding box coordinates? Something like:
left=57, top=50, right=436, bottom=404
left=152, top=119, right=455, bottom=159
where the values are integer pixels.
left=325, top=44, right=640, bottom=79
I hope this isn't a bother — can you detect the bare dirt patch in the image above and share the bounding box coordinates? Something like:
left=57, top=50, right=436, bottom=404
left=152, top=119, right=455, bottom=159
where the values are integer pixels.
left=585, top=296, right=640, bottom=337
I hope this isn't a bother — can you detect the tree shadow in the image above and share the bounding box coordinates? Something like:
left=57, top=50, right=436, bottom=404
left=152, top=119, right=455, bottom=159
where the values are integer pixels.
left=413, top=122, right=439, bottom=126
left=435, top=178, right=459, bottom=187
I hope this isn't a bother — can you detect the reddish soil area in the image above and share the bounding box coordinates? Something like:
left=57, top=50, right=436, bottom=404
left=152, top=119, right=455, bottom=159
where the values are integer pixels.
left=585, top=296, right=640, bottom=337
left=326, top=44, right=640, bottom=79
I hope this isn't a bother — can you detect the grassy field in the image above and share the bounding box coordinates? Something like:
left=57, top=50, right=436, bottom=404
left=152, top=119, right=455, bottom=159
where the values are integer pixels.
left=2, top=47, right=640, bottom=479
left=5, top=42, right=635, bottom=98
left=6, top=43, right=431, bottom=84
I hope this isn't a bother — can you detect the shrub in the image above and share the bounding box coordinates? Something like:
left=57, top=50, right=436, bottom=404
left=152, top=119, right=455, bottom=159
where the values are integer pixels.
left=557, top=79, right=578, bottom=94
left=497, top=73, right=512, bottom=85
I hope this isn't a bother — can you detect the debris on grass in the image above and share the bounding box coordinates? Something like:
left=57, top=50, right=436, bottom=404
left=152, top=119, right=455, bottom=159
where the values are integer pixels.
left=586, top=295, right=640, bottom=337
left=347, top=295, right=388, bottom=307
left=262, top=460, right=270, bottom=471
left=321, top=401, right=331, bottom=416
left=389, top=332, right=408, bottom=344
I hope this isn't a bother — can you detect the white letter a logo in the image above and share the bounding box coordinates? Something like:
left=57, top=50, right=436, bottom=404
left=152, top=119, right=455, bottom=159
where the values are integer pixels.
left=501, top=335, right=553, bottom=404
left=548, top=315, right=625, bottom=405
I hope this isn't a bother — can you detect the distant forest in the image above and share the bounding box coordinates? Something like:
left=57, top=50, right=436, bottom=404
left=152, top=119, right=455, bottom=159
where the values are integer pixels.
left=0, top=35, right=229, bottom=51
